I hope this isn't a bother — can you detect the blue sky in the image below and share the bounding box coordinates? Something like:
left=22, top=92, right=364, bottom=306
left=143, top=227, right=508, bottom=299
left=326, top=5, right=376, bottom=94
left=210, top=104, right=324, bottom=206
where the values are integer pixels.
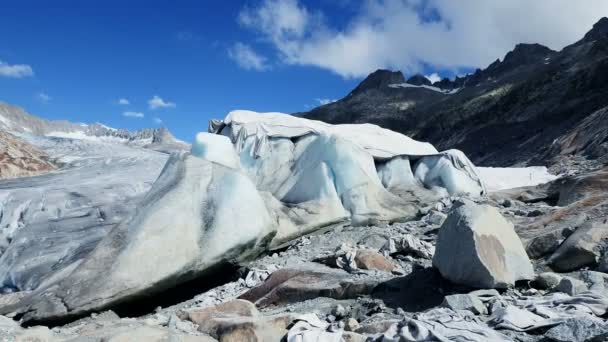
left=1, top=0, right=606, bottom=141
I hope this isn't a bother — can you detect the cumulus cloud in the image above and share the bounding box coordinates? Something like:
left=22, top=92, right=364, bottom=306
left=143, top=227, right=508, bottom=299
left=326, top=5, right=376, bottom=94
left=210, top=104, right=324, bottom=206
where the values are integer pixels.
left=315, top=98, right=337, bottom=105
left=118, top=98, right=130, bottom=105
left=228, top=42, right=269, bottom=71
left=0, top=60, right=33, bottom=78
left=36, top=92, right=51, bottom=103
left=425, top=73, right=442, bottom=84
left=123, top=111, right=144, bottom=118
left=148, top=95, right=176, bottom=110
left=238, top=0, right=608, bottom=78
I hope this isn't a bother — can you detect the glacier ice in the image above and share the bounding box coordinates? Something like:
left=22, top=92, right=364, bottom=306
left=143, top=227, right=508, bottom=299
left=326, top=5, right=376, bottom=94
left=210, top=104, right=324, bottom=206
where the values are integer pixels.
left=0, top=110, right=495, bottom=322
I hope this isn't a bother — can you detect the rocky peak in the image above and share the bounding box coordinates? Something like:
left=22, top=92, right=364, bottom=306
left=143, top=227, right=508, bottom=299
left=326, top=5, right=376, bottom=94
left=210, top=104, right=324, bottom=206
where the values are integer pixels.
left=406, top=74, right=432, bottom=86
left=581, top=17, right=608, bottom=43
left=502, top=43, right=555, bottom=67
left=350, top=69, right=405, bottom=95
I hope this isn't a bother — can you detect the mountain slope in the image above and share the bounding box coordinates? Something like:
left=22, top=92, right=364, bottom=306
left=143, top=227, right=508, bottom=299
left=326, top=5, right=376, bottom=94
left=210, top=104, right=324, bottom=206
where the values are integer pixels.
left=303, top=17, right=608, bottom=167
left=0, top=131, right=56, bottom=180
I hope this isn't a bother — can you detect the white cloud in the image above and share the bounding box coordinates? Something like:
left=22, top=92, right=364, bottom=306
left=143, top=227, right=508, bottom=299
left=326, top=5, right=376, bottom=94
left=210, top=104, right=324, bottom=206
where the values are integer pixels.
left=118, top=98, right=130, bottom=105
left=315, top=98, right=337, bottom=105
left=123, top=111, right=145, bottom=118
left=425, top=73, right=442, bottom=84
left=0, top=60, right=33, bottom=78
left=238, top=0, right=608, bottom=78
left=36, top=92, right=51, bottom=103
left=148, top=95, right=176, bottom=110
left=153, top=117, right=163, bottom=125
left=228, top=42, right=270, bottom=71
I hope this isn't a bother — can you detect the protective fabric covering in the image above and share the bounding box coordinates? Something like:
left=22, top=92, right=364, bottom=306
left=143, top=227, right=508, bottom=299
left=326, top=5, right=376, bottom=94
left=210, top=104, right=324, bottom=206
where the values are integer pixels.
left=489, top=291, right=608, bottom=331
left=286, top=314, right=343, bottom=342
left=215, top=110, right=439, bottom=159
left=380, top=308, right=510, bottom=342
left=413, top=150, right=487, bottom=196
left=210, top=111, right=486, bottom=203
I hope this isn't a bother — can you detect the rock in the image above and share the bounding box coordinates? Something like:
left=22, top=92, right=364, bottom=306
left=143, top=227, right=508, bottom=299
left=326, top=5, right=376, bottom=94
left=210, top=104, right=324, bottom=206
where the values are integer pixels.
left=555, top=276, right=588, bottom=296
left=186, top=299, right=293, bottom=341
left=526, top=226, right=576, bottom=259
left=544, top=317, right=608, bottom=342
left=598, top=253, right=608, bottom=273
left=331, top=304, right=347, bottom=318
left=526, top=209, right=544, bottom=217
left=381, top=234, right=435, bottom=259
left=343, top=331, right=367, bottom=342
left=426, top=210, right=447, bottom=226
left=548, top=220, right=608, bottom=272
left=533, top=272, right=563, bottom=290
left=344, top=318, right=360, bottom=332
left=432, top=200, right=534, bottom=288
left=357, top=233, right=390, bottom=250
left=501, top=199, right=512, bottom=208
left=354, top=249, right=394, bottom=272
left=239, top=267, right=379, bottom=308
left=440, top=294, right=487, bottom=315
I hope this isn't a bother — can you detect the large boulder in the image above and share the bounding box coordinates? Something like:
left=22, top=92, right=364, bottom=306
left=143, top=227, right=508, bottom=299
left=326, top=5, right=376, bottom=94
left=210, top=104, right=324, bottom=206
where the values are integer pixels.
left=548, top=220, right=608, bottom=272
left=433, top=200, right=534, bottom=288
left=0, top=153, right=278, bottom=323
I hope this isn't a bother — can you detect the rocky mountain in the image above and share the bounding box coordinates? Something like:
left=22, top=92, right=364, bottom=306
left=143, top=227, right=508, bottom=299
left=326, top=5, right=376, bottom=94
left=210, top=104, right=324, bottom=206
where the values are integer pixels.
left=0, top=131, right=56, bottom=180
left=0, top=101, right=188, bottom=153
left=303, top=17, right=608, bottom=167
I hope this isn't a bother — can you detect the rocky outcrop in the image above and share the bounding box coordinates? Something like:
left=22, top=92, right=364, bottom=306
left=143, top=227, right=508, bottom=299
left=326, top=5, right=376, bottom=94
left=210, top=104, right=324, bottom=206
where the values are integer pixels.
left=0, top=131, right=56, bottom=179
left=433, top=200, right=534, bottom=288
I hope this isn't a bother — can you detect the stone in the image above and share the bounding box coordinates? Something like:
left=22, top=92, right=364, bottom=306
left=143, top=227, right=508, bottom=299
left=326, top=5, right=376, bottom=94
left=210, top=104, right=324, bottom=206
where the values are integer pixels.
left=526, top=209, right=544, bottom=217
left=468, top=289, right=500, bottom=303
left=598, top=253, right=608, bottom=273
left=432, top=200, right=535, bottom=288
left=239, top=268, right=379, bottom=308
left=331, top=304, right=347, bottom=318
left=544, top=317, right=608, bottom=342
left=426, top=210, right=447, bottom=226
left=344, top=318, right=360, bottom=332
left=354, top=249, right=394, bottom=272
left=526, top=226, right=575, bottom=259
left=357, top=233, right=390, bottom=250
left=381, top=234, right=435, bottom=259
left=548, top=220, right=608, bottom=272
left=533, top=272, right=563, bottom=290
left=555, top=276, right=588, bottom=296
left=343, top=331, right=367, bottom=342
left=186, top=299, right=293, bottom=341
left=440, top=294, right=487, bottom=315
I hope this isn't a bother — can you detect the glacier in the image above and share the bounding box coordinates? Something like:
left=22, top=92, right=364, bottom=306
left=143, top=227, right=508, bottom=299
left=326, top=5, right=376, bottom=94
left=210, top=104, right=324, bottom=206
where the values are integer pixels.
left=0, top=110, right=555, bottom=323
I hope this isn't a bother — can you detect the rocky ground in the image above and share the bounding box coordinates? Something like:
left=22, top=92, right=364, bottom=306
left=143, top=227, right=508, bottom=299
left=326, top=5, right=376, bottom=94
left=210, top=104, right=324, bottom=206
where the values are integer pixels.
left=1, top=162, right=606, bottom=341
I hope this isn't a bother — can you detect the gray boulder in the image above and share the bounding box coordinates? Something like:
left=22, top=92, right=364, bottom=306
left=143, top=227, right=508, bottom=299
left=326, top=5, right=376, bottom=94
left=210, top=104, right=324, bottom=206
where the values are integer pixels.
left=548, top=220, right=608, bottom=272
left=433, top=200, right=534, bottom=288
left=440, top=294, right=487, bottom=315
left=555, top=276, right=588, bottom=296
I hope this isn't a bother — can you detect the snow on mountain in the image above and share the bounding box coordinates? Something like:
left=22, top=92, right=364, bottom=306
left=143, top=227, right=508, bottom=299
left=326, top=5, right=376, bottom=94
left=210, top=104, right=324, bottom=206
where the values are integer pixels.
left=0, top=101, right=188, bottom=152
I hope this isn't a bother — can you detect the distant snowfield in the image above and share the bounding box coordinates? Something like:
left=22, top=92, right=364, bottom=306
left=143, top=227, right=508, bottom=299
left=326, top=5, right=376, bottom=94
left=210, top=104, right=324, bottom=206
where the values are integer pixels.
left=478, top=166, right=559, bottom=192
left=389, top=83, right=461, bottom=95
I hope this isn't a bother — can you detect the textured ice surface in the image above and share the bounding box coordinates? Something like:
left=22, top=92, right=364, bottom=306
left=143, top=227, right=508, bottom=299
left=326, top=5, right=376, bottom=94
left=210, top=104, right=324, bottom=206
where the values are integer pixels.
left=0, top=135, right=168, bottom=291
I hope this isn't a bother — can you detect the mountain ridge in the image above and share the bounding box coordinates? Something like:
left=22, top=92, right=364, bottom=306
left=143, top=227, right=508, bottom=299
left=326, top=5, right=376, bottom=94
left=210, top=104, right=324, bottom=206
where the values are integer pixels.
left=302, top=17, right=608, bottom=168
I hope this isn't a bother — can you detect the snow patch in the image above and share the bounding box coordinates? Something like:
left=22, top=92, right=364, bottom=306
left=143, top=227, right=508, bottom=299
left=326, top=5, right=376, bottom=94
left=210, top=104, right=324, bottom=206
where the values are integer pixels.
left=389, top=83, right=461, bottom=95
left=478, top=166, right=558, bottom=192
